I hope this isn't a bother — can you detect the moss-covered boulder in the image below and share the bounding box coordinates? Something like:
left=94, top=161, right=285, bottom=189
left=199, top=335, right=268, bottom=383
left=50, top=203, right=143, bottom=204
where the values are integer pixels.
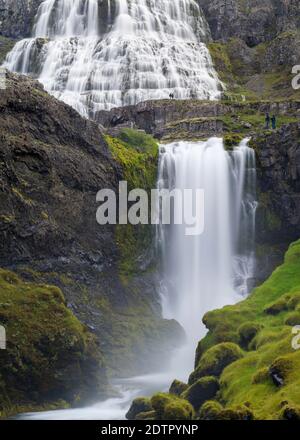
left=284, top=312, right=300, bottom=327
left=287, top=293, right=300, bottom=310
left=282, top=404, right=300, bottom=421
left=0, top=269, right=107, bottom=417
left=264, top=297, right=289, bottom=315
left=199, top=401, right=224, bottom=420
left=126, top=397, right=152, bottom=420
left=182, top=377, right=220, bottom=410
left=189, top=343, right=244, bottom=383
left=163, top=399, right=194, bottom=420
left=136, top=410, right=156, bottom=420
left=217, top=406, right=254, bottom=421
left=238, top=322, right=262, bottom=349
left=150, top=393, right=194, bottom=420
left=169, top=380, right=188, bottom=396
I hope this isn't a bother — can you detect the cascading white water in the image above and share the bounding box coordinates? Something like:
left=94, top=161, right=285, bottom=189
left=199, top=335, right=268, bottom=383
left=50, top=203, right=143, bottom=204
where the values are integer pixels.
left=157, top=137, right=257, bottom=377
left=4, top=0, right=221, bottom=116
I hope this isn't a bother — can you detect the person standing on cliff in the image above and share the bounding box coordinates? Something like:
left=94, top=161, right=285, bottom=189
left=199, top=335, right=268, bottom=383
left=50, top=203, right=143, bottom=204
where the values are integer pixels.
left=265, top=113, right=270, bottom=129
left=271, top=115, right=277, bottom=129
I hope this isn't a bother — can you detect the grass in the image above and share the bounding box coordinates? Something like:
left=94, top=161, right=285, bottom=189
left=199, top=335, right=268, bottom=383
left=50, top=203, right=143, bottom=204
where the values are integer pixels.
left=128, top=239, right=300, bottom=420
left=0, top=269, right=106, bottom=418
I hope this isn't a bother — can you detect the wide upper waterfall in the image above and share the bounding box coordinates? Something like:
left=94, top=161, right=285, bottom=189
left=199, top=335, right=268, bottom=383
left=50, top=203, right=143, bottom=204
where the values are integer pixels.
left=4, top=0, right=222, bottom=116
left=157, top=138, right=257, bottom=374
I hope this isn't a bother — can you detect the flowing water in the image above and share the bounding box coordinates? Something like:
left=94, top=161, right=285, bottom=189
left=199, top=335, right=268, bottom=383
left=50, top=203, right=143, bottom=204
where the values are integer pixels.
left=18, top=137, right=257, bottom=420
left=4, top=0, right=221, bottom=116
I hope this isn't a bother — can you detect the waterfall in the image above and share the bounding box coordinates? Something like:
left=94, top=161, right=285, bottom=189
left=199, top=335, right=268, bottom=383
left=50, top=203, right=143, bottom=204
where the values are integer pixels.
left=157, top=137, right=257, bottom=377
left=14, top=136, right=257, bottom=419
left=4, top=0, right=221, bottom=116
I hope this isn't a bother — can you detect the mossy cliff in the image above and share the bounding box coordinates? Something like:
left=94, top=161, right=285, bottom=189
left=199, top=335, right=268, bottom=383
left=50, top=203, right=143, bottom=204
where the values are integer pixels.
left=0, top=269, right=107, bottom=418
left=104, top=128, right=158, bottom=278
left=128, top=240, right=300, bottom=420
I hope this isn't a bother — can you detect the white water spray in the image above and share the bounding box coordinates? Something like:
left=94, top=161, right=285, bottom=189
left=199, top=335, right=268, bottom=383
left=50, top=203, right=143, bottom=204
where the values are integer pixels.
left=157, top=138, right=257, bottom=378
left=4, top=0, right=221, bottom=116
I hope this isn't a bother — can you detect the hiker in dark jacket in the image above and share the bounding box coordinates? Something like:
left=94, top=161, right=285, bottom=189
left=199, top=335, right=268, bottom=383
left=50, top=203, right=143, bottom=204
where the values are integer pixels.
left=265, top=113, right=270, bottom=129
left=271, top=115, right=277, bottom=129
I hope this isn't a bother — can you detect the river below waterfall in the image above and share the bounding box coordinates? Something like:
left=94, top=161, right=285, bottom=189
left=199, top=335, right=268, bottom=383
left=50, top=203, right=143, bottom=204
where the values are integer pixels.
left=16, top=138, right=257, bottom=421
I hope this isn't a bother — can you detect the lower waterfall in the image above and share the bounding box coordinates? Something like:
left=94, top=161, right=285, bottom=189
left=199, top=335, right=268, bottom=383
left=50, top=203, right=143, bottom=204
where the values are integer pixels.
left=157, top=137, right=257, bottom=378
left=17, top=137, right=257, bottom=420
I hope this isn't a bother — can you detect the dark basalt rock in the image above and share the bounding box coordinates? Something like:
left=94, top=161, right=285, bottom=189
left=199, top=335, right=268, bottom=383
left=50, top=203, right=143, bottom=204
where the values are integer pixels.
left=198, top=0, right=300, bottom=46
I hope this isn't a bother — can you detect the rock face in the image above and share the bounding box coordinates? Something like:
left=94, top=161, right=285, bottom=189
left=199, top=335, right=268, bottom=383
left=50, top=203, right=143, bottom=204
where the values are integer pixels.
left=0, top=71, right=184, bottom=378
left=198, top=0, right=300, bottom=46
left=252, top=122, right=300, bottom=279
left=0, top=0, right=43, bottom=38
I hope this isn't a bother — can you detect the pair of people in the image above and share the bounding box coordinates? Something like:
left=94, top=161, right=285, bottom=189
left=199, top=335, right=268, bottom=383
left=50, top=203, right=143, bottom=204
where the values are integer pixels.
left=265, top=113, right=277, bottom=129
left=169, top=93, right=175, bottom=99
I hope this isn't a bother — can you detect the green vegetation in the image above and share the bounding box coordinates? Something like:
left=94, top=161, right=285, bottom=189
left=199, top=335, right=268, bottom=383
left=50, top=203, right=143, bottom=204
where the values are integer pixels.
left=209, top=33, right=300, bottom=101
left=105, top=130, right=159, bottom=278
left=182, top=377, right=220, bottom=410
left=128, top=240, right=300, bottom=420
left=0, top=269, right=107, bottom=418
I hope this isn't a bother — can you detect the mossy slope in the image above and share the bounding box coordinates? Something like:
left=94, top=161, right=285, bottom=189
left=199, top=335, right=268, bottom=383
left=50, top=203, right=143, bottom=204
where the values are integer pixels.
left=105, top=128, right=158, bottom=278
left=128, top=240, right=300, bottom=420
left=0, top=269, right=107, bottom=418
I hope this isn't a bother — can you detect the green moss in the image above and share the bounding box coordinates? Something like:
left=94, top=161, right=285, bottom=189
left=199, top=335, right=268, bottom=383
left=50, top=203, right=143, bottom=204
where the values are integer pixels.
left=0, top=269, right=106, bottom=417
left=126, top=397, right=152, bottom=420
left=136, top=410, right=156, bottom=420
left=251, top=367, right=270, bottom=384
left=264, top=296, right=290, bottom=315
left=223, top=133, right=244, bottom=150
left=281, top=404, right=300, bottom=420
left=105, top=132, right=158, bottom=278
left=238, top=322, right=262, bottom=349
left=182, top=377, right=220, bottom=410
left=217, top=406, right=254, bottom=421
left=284, top=312, right=300, bottom=327
left=117, top=128, right=158, bottom=154
left=287, top=292, right=300, bottom=310
left=189, top=342, right=244, bottom=383
left=169, top=380, right=188, bottom=396
left=150, top=393, right=194, bottom=420
left=163, top=400, right=194, bottom=420
left=105, top=132, right=158, bottom=191
left=199, top=401, right=224, bottom=420
left=196, top=239, right=300, bottom=419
